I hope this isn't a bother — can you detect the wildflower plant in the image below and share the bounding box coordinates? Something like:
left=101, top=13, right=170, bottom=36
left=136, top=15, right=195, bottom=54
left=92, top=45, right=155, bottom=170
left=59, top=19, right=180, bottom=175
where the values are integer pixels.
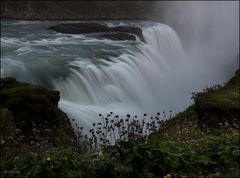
left=72, top=112, right=170, bottom=153
left=1, top=111, right=239, bottom=177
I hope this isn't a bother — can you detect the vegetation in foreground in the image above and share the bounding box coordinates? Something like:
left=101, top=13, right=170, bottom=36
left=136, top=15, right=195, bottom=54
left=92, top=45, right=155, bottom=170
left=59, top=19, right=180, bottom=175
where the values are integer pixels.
left=1, top=112, right=239, bottom=178
left=0, top=70, right=239, bottom=177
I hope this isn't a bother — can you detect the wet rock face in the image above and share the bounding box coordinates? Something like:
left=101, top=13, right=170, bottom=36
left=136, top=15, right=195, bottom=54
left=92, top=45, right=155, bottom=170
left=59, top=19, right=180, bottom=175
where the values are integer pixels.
left=49, top=23, right=145, bottom=42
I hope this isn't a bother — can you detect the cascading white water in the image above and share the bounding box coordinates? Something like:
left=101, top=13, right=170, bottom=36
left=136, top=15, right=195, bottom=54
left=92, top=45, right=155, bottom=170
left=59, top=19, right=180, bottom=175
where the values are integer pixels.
left=52, top=23, right=187, bottom=131
left=0, top=20, right=197, bottom=133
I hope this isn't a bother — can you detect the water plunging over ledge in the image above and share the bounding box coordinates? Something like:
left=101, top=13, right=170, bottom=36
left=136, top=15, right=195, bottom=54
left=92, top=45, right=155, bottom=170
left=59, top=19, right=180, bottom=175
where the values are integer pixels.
left=2, top=20, right=232, bottom=134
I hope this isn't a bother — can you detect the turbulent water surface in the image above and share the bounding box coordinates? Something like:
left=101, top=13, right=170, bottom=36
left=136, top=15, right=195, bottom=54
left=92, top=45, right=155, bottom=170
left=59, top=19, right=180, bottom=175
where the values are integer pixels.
left=1, top=20, right=234, bottom=132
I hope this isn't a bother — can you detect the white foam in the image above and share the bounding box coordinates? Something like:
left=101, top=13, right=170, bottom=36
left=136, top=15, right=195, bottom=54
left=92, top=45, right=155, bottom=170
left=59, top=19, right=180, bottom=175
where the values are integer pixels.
left=1, top=37, right=23, bottom=46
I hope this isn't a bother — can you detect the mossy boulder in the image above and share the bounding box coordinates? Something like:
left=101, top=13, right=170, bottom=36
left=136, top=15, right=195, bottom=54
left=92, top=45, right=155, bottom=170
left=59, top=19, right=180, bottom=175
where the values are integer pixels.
left=49, top=23, right=145, bottom=42
left=0, top=77, right=77, bottom=156
left=194, top=69, right=239, bottom=128
left=1, top=78, right=61, bottom=132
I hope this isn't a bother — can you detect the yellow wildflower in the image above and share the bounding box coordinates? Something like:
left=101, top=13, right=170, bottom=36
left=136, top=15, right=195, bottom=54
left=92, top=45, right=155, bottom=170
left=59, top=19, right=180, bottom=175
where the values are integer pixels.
left=98, top=151, right=105, bottom=161
left=1, top=140, right=5, bottom=145
left=47, top=157, right=51, bottom=161
left=166, top=174, right=171, bottom=178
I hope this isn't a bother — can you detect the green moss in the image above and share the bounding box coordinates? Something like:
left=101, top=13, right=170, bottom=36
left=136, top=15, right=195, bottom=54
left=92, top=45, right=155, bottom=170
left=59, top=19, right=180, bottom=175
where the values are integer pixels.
left=0, top=108, right=15, bottom=136
left=0, top=77, right=77, bottom=159
left=0, top=78, right=61, bottom=130
left=152, top=69, right=239, bottom=138
left=0, top=108, right=13, bottom=128
left=195, top=70, right=239, bottom=111
left=194, top=69, right=239, bottom=127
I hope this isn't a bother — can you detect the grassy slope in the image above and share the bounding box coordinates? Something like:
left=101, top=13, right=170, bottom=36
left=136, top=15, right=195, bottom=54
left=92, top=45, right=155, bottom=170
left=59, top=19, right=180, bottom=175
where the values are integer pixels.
left=153, top=69, right=239, bottom=138
left=195, top=69, right=239, bottom=110
left=149, top=69, right=240, bottom=177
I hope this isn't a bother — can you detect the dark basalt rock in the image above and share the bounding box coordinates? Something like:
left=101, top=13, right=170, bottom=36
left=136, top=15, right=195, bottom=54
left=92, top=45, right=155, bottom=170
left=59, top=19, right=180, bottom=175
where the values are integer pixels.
left=49, top=23, right=145, bottom=42
left=100, top=32, right=137, bottom=41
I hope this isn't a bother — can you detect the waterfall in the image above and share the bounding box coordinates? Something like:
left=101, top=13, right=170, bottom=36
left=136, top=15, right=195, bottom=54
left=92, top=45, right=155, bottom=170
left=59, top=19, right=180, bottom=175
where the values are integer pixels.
left=1, top=21, right=187, bottom=133
left=55, top=23, right=186, bottom=131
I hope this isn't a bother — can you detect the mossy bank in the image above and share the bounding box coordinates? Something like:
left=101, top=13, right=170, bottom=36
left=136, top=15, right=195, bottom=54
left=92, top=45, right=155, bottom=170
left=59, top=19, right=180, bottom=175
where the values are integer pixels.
left=0, top=78, right=77, bottom=160
left=152, top=69, right=239, bottom=139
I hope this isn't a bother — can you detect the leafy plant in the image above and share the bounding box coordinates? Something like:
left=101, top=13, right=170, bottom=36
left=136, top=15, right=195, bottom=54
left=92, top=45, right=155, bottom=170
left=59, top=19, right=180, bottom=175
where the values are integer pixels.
left=1, top=112, right=239, bottom=178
